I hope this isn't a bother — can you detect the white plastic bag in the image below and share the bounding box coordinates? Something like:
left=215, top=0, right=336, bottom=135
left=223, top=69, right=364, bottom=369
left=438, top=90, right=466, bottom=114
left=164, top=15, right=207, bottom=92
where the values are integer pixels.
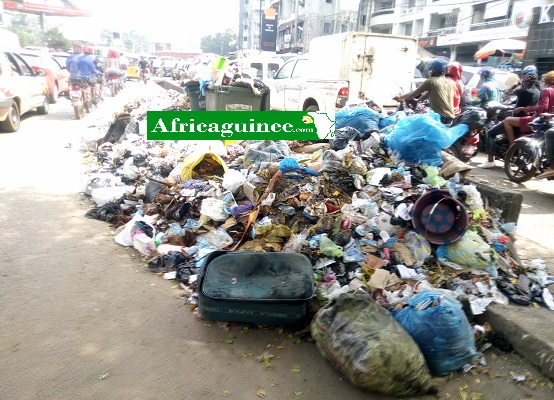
left=200, top=198, right=230, bottom=221
left=91, top=185, right=134, bottom=206
left=222, top=169, right=246, bottom=194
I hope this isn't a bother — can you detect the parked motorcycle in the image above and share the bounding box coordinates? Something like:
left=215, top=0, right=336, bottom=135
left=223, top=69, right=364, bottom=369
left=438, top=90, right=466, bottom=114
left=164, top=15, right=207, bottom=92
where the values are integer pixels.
left=504, top=115, right=553, bottom=183
left=140, top=68, right=150, bottom=85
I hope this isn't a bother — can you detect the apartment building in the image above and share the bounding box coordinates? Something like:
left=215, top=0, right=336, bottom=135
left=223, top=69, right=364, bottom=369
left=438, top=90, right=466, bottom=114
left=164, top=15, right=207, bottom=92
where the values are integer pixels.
left=363, top=0, right=552, bottom=64
left=240, top=0, right=552, bottom=64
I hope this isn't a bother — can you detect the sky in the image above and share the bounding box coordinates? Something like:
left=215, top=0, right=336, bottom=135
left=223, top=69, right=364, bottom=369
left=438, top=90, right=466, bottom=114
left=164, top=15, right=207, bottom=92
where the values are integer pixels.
left=48, top=0, right=240, bottom=49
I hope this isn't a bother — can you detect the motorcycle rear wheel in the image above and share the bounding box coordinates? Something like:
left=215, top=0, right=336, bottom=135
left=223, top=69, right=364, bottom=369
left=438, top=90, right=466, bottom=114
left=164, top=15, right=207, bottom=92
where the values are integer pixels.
left=74, top=105, right=84, bottom=120
left=504, top=141, right=536, bottom=183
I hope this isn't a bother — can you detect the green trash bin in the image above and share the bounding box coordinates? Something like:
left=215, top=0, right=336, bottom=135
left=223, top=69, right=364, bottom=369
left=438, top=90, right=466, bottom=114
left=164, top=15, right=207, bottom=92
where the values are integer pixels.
left=184, top=82, right=206, bottom=111
left=205, top=84, right=270, bottom=111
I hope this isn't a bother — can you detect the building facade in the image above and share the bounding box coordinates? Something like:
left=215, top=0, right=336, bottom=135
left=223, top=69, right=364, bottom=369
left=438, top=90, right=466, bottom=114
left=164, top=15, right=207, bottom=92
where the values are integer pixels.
left=523, top=5, right=554, bottom=75
left=359, top=0, right=552, bottom=64
left=239, top=0, right=552, bottom=65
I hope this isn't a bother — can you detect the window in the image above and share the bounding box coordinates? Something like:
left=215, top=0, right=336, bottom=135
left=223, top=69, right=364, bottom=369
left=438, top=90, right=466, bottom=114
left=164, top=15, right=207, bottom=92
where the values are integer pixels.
left=323, top=22, right=332, bottom=34
left=244, top=36, right=248, bottom=41
left=275, top=60, right=295, bottom=79
left=291, top=59, right=307, bottom=78
left=404, top=22, right=413, bottom=36
left=341, top=24, right=347, bottom=32
left=244, top=24, right=248, bottom=29
left=326, top=0, right=332, bottom=3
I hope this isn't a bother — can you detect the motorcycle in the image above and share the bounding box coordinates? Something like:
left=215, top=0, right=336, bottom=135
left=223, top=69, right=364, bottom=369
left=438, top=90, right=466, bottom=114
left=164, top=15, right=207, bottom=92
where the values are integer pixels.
left=106, top=70, right=123, bottom=97
left=140, top=68, right=150, bottom=85
left=448, top=106, right=487, bottom=162
left=504, top=115, right=553, bottom=183
left=69, top=78, right=93, bottom=120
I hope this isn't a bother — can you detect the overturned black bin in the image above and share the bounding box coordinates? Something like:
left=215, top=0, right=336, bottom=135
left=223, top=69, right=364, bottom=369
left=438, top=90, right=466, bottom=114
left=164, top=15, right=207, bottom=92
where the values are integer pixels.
left=198, top=251, right=314, bottom=327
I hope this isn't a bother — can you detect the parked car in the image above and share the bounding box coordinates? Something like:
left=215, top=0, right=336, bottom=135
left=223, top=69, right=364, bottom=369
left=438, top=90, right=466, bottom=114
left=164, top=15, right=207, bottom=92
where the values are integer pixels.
left=18, top=50, right=70, bottom=103
left=0, top=51, right=49, bottom=132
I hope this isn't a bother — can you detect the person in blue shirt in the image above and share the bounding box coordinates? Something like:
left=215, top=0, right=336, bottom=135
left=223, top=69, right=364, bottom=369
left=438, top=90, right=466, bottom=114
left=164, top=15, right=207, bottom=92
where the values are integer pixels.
left=78, top=46, right=100, bottom=82
left=66, top=42, right=83, bottom=71
left=470, top=67, right=501, bottom=107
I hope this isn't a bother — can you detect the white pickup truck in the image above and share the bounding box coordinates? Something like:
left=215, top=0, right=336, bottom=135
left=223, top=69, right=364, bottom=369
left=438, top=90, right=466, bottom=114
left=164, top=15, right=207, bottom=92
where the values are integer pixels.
left=267, top=32, right=418, bottom=115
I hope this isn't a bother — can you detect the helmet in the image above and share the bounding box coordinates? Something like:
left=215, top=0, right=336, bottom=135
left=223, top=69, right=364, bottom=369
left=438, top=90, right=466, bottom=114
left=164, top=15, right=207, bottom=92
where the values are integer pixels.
left=445, top=62, right=463, bottom=80
left=522, top=73, right=538, bottom=85
left=522, top=65, right=538, bottom=76
left=83, top=46, right=93, bottom=54
left=72, top=42, right=83, bottom=53
left=427, top=58, right=449, bottom=75
left=478, top=67, right=495, bottom=79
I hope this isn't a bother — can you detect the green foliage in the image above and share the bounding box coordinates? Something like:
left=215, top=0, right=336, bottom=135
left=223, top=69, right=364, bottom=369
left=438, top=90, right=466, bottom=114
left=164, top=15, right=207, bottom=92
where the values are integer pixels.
left=7, top=14, right=44, bottom=47
left=200, top=29, right=238, bottom=55
left=45, top=28, right=71, bottom=51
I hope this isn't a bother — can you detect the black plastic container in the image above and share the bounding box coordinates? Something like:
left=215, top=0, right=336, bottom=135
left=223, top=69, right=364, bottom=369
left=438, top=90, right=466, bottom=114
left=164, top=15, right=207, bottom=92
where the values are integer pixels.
left=198, top=251, right=314, bottom=327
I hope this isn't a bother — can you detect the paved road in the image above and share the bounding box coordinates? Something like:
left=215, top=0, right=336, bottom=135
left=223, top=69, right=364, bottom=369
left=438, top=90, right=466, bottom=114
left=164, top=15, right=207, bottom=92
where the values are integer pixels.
left=1, top=82, right=553, bottom=400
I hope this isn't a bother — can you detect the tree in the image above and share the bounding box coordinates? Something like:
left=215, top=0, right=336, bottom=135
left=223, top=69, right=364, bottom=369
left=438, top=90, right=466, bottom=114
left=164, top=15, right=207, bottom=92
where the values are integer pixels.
left=200, top=29, right=237, bottom=56
left=45, top=28, right=71, bottom=51
left=7, top=14, right=44, bottom=47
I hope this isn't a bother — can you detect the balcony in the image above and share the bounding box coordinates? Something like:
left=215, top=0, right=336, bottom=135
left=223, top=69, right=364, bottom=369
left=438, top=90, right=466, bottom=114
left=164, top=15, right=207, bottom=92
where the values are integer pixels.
left=372, top=8, right=394, bottom=18
left=370, top=12, right=395, bottom=27
left=470, top=19, right=511, bottom=31
left=268, top=0, right=280, bottom=6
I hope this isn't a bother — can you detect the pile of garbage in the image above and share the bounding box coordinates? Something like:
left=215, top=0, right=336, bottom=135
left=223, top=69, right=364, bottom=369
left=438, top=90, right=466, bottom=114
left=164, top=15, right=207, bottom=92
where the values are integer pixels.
left=82, top=95, right=554, bottom=394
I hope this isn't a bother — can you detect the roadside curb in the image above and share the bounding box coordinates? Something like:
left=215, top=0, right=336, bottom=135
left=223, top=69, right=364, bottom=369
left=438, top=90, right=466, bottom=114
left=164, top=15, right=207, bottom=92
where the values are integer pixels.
left=475, top=301, right=554, bottom=381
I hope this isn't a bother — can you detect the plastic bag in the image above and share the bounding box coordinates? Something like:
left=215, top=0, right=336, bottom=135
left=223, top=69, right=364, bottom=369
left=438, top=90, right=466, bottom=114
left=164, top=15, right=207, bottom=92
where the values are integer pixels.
left=197, top=227, right=233, bottom=249
left=335, top=106, right=380, bottom=134
left=439, top=230, right=498, bottom=273
left=402, top=231, right=432, bottom=265
left=222, top=169, right=246, bottom=194
left=279, top=157, right=318, bottom=179
left=200, top=198, right=230, bottom=221
left=319, top=237, right=344, bottom=258
left=330, top=126, right=362, bottom=150
left=392, top=290, right=478, bottom=376
left=384, top=111, right=468, bottom=166
left=282, top=229, right=309, bottom=253
left=311, top=290, right=434, bottom=396
left=378, top=110, right=406, bottom=129
left=91, top=185, right=134, bottom=206
left=180, top=152, right=228, bottom=181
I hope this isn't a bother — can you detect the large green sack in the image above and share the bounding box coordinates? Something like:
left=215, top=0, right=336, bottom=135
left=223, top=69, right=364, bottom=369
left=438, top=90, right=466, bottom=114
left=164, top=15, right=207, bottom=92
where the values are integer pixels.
left=311, top=290, right=434, bottom=396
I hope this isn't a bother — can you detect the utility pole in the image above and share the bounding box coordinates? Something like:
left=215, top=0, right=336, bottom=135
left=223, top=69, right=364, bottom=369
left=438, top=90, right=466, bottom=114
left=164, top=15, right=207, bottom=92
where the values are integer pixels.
left=293, top=0, right=298, bottom=51
left=259, top=0, right=263, bottom=50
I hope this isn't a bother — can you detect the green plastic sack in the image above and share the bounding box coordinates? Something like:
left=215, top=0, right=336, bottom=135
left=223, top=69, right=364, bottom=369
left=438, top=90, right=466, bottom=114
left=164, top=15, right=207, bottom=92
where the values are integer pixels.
left=319, top=237, right=343, bottom=258
left=311, top=290, right=434, bottom=396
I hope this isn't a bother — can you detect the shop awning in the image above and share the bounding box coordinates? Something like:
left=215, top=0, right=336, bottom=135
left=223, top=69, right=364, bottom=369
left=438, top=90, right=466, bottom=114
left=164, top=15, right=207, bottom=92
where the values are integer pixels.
left=474, top=39, right=526, bottom=60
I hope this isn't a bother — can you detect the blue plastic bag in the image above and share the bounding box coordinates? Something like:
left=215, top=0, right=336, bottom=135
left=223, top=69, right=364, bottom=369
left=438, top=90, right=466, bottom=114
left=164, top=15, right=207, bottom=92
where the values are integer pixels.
left=384, top=111, right=468, bottom=166
left=378, top=110, right=407, bottom=129
left=335, top=106, right=380, bottom=134
left=391, top=290, right=478, bottom=376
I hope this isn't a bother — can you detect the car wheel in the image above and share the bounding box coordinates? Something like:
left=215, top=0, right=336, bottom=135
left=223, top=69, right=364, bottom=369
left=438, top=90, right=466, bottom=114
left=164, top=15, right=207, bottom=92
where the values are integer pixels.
left=37, top=95, right=49, bottom=115
left=49, top=84, right=59, bottom=104
left=305, top=105, right=319, bottom=111
left=0, top=102, right=21, bottom=132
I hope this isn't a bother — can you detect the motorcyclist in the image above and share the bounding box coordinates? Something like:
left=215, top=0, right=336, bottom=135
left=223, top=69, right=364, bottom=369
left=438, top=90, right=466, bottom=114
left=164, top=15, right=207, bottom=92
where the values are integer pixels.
left=66, top=42, right=83, bottom=72
left=470, top=67, right=501, bottom=107
left=444, top=62, right=465, bottom=116
left=478, top=72, right=541, bottom=168
left=393, top=58, right=455, bottom=124
left=139, top=56, right=150, bottom=71
left=119, top=53, right=128, bottom=87
left=504, top=70, right=554, bottom=151
left=504, top=65, right=542, bottom=98
left=77, top=46, right=100, bottom=84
